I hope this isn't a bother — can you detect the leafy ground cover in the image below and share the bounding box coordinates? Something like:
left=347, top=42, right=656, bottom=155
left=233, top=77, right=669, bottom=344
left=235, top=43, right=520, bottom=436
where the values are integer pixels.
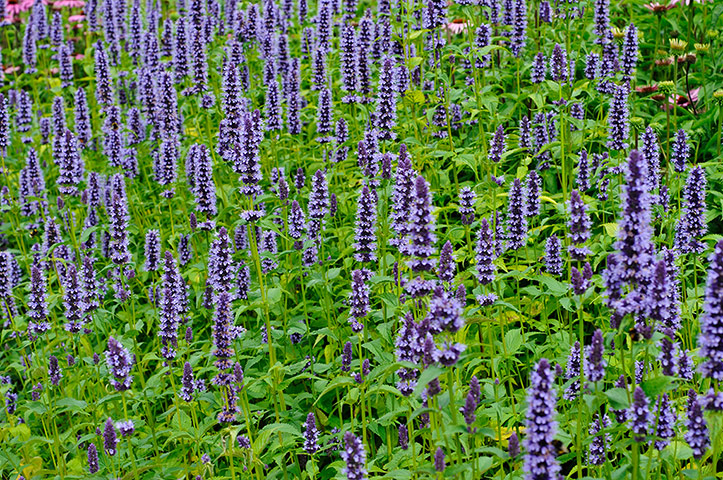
left=1, top=0, right=723, bottom=479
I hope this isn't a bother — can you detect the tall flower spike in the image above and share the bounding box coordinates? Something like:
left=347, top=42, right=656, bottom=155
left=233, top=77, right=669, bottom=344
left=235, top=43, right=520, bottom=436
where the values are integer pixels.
left=49, top=355, right=62, bottom=385
left=621, top=23, right=638, bottom=76
left=62, top=264, right=85, bottom=333
left=27, top=264, right=50, bottom=334
left=353, top=184, right=378, bottom=263
left=349, top=270, right=369, bottom=331
left=510, top=0, right=527, bottom=58
left=699, top=240, right=723, bottom=380
left=458, top=187, right=476, bottom=225
left=373, top=56, right=398, bottom=140
left=190, top=144, right=217, bottom=221
left=476, top=218, right=496, bottom=285
left=488, top=125, right=506, bottom=163
left=105, top=336, right=134, bottom=391
left=316, top=87, right=334, bottom=143
left=158, top=252, right=182, bottom=360
left=655, top=394, right=676, bottom=450
left=523, top=358, right=561, bottom=480
left=506, top=178, right=527, bottom=250
left=103, top=417, right=117, bottom=455
left=567, top=190, right=591, bottom=260
left=671, top=129, right=689, bottom=173
left=405, top=175, right=437, bottom=272
left=438, top=241, right=455, bottom=284
left=525, top=170, right=541, bottom=217
left=545, top=235, right=563, bottom=276
left=531, top=52, right=546, bottom=84
left=641, top=127, right=660, bottom=193
left=341, top=431, right=367, bottom=480
left=208, top=227, right=235, bottom=296
left=685, top=390, right=710, bottom=459
left=674, top=166, right=707, bottom=254
left=629, top=386, right=653, bottom=442
left=390, top=145, right=414, bottom=246
left=584, top=329, right=606, bottom=382
left=144, top=230, right=161, bottom=271
left=607, top=84, right=630, bottom=150
left=94, top=42, right=113, bottom=107
left=87, top=443, right=99, bottom=473
left=304, top=412, right=320, bottom=454
left=563, top=341, right=581, bottom=400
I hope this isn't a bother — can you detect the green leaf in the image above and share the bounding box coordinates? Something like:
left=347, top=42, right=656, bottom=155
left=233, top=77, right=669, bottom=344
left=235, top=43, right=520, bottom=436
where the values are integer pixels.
left=56, top=398, right=89, bottom=414
left=413, top=366, right=445, bottom=397
left=604, top=388, right=630, bottom=410
left=641, top=376, right=674, bottom=399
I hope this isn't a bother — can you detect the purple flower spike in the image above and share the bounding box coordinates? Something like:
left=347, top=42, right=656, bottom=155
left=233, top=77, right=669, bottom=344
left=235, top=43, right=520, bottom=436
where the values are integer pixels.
left=629, top=387, right=652, bottom=442
left=671, top=129, right=689, bottom=173
left=341, top=431, right=367, bottom=480
left=105, top=336, right=134, bottom=391
left=545, top=235, right=563, bottom=276
left=506, top=178, right=527, bottom=250
left=675, top=166, right=707, bottom=254
left=523, top=359, right=561, bottom=480
left=434, top=447, right=445, bottom=472
left=584, top=329, right=606, bottom=382
left=404, top=175, right=437, bottom=272
left=685, top=390, right=710, bottom=459
left=699, top=240, right=723, bottom=380
left=304, top=412, right=319, bottom=454
left=353, top=184, right=378, bottom=263
left=607, top=84, right=630, bottom=151
left=103, top=417, right=117, bottom=455
left=48, top=355, right=62, bottom=385
left=87, top=443, right=99, bottom=473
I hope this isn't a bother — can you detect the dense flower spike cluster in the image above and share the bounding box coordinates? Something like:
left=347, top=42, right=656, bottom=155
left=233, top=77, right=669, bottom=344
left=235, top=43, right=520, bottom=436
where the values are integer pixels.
left=2, top=0, right=723, bottom=478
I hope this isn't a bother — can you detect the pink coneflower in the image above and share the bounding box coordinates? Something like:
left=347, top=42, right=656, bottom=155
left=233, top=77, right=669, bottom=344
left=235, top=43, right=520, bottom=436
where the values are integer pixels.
left=445, top=19, right=469, bottom=35
left=643, top=1, right=676, bottom=12
left=659, top=88, right=700, bottom=111
left=52, top=0, right=85, bottom=8
left=72, top=53, right=84, bottom=60
left=635, top=85, right=659, bottom=95
left=67, top=13, right=84, bottom=22
left=4, top=65, right=20, bottom=74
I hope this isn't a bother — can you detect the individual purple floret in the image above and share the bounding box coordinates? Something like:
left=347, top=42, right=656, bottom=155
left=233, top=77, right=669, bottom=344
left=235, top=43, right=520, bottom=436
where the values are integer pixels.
left=523, top=358, right=560, bottom=480
left=341, top=431, right=367, bottom=480
left=105, top=336, right=134, bottom=391
left=675, top=166, right=707, bottom=254
left=506, top=178, right=527, bottom=250
left=685, top=389, right=709, bottom=459
left=629, top=386, right=652, bottom=442
left=671, top=129, right=689, bottom=173
left=584, top=329, right=606, bottom=382
left=304, top=412, right=319, bottom=454
left=699, top=240, right=723, bottom=380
